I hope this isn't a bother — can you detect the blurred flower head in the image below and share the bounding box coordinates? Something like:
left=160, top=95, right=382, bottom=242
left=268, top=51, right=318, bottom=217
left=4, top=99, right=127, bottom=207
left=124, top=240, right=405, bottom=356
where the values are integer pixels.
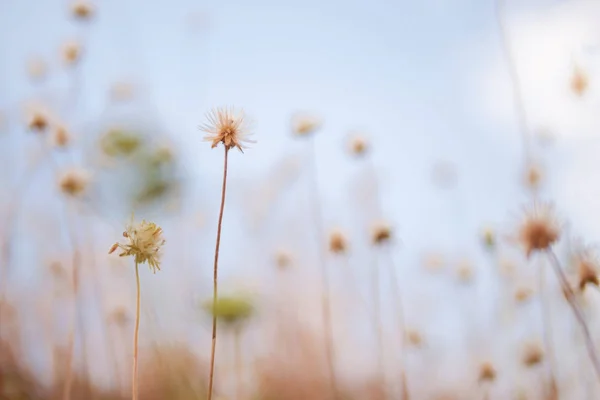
left=517, top=203, right=560, bottom=258
left=291, top=112, right=322, bottom=137
left=203, top=294, right=254, bottom=325
left=58, top=167, right=90, bottom=197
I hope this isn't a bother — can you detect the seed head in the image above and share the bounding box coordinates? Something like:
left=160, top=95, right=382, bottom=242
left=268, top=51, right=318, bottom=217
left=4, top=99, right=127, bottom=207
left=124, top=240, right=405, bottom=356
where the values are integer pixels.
left=478, top=362, right=496, bottom=383
left=571, top=66, right=589, bottom=96
left=517, top=203, right=560, bottom=258
left=291, top=112, right=322, bottom=137
left=573, top=248, right=600, bottom=291
left=58, top=168, right=90, bottom=197
left=329, top=230, right=348, bottom=254
left=522, top=342, right=544, bottom=368
left=348, top=134, right=368, bottom=156
left=71, top=1, right=94, bottom=20
left=199, top=107, right=254, bottom=152
left=61, top=40, right=82, bottom=65
left=371, top=221, right=392, bottom=245
left=109, top=219, right=165, bottom=273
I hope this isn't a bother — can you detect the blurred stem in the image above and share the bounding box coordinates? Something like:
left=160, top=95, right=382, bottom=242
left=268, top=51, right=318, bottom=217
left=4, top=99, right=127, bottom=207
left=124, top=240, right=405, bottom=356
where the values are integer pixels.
left=370, top=250, right=385, bottom=391
left=132, top=262, right=141, bottom=400
left=62, top=249, right=80, bottom=400
left=234, top=326, right=243, bottom=400
left=538, top=258, right=559, bottom=399
left=208, top=146, right=230, bottom=400
left=307, top=137, right=339, bottom=398
left=547, top=249, right=600, bottom=381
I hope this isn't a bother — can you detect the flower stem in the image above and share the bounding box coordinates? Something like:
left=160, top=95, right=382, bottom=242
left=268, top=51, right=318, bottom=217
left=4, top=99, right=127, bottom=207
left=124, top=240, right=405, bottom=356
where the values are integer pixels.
left=547, top=249, right=600, bottom=381
left=234, top=326, right=243, bottom=400
left=208, top=146, right=230, bottom=400
left=307, top=138, right=338, bottom=397
left=132, top=262, right=141, bottom=400
left=370, top=250, right=385, bottom=390
left=538, top=259, right=559, bottom=398
left=62, top=249, right=80, bottom=400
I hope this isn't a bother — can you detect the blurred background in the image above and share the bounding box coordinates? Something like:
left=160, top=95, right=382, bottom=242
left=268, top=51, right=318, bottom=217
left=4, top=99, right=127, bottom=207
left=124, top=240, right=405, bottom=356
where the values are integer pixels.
left=2, top=0, right=600, bottom=399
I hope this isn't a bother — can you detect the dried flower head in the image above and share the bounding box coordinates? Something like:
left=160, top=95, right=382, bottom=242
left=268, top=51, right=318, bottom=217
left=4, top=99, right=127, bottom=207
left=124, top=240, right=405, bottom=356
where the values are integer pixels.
left=109, top=219, right=165, bottom=273
left=523, top=163, right=543, bottom=191
left=517, top=203, right=560, bottom=258
left=71, top=1, right=94, bottom=20
left=571, top=66, right=589, bottom=96
left=329, top=230, right=348, bottom=254
left=51, top=125, right=71, bottom=148
left=573, top=248, right=600, bottom=291
left=478, top=362, right=496, bottom=383
left=275, top=250, right=292, bottom=270
left=371, top=221, right=392, bottom=245
left=348, top=134, right=368, bottom=156
left=199, top=107, right=253, bottom=152
left=203, top=295, right=254, bottom=324
left=61, top=40, right=82, bottom=65
left=27, top=57, right=47, bottom=82
left=522, top=342, right=544, bottom=367
left=291, top=112, right=322, bottom=136
left=27, top=109, right=49, bottom=132
left=58, top=168, right=90, bottom=196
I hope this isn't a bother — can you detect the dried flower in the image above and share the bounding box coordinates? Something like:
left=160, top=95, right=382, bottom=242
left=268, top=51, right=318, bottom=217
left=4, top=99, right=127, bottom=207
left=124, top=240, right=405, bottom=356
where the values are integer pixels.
left=371, top=221, right=392, bottom=245
left=329, top=230, right=348, bottom=254
left=517, top=203, right=560, bottom=258
left=478, top=362, right=496, bottom=383
left=573, top=248, right=600, bottom=291
left=291, top=112, right=322, bottom=136
left=203, top=295, right=254, bottom=324
left=58, top=168, right=90, bottom=196
left=199, top=107, right=253, bottom=152
left=348, top=134, right=368, bottom=156
left=71, top=1, right=94, bottom=20
left=27, top=109, right=49, bottom=132
left=61, top=40, right=82, bottom=65
left=51, top=125, right=71, bottom=148
left=522, top=342, right=544, bottom=367
left=109, top=219, right=165, bottom=273
left=571, top=66, right=589, bottom=96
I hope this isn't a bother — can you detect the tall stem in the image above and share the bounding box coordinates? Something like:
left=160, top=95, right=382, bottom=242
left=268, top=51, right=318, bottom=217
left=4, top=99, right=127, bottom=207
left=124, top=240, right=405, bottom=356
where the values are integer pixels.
left=370, top=250, right=385, bottom=390
left=132, top=262, right=141, bottom=400
left=207, top=146, right=230, bottom=400
left=547, top=250, right=600, bottom=381
left=62, top=248, right=80, bottom=400
left=538, top=259, right=559, bottom=398
left=307, top=138, right=338, bottom=397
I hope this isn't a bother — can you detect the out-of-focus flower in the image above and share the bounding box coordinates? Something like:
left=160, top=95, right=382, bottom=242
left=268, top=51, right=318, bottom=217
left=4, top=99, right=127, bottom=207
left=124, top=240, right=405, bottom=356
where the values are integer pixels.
left=58, top=167, right=90, bottom=197
left=328, top=230, right=348, bottom=254
left=61, top=40, right=82, bottom=65
left=348, top=134, right=368, bottom=156
left=203, top=294, right=254, bottom=325
left=71, top=0, right=94, bottom=20
left=517, top=203, right=560, bottom=258
left=371, top=221, right=392, bottom=245
left=291, top=112, right=322, bottom=137
left=100, top=129, right=142, bottom=157
left=27, top=57, right=47, bottom=82
left=571, top=66, right=589, bottom=97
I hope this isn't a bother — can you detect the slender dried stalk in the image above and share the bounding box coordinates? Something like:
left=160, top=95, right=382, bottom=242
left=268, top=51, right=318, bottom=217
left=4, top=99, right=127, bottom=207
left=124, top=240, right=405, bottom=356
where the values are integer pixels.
left=306, top=138, right=338, bottom=397
left=207, top=146, right=230, bottom=400
left=132, top=262, right=141, bottom=400
left=369, top=250, right=385, bottom=391
left=62, top=247, right=80, bottom=400
left=547, top=250, right=600, bottom=381
left=538, top=259, right=559, bottom=398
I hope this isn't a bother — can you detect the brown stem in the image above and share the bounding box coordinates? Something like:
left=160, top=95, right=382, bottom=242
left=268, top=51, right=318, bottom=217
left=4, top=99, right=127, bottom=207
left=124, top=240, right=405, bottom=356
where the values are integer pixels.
left=307, top=139, right=338, bottom=397
left=207, top=146, right=230, bottom=400
left=547, top=249, right=600, bottom=381
left=538, top=259, right=559, bottom=398
left=132, top=262, right=141, bottom=400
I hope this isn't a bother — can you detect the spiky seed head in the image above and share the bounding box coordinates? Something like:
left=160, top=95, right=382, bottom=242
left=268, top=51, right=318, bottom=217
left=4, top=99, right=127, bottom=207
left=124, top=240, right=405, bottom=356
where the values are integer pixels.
left=478, top=362, right=496, bottom=383
left=348, top=134, right=368, bottom=156
left=58, top=168, right=90, bottom=197
left=51, top=125, right=71, bottom=148
left=199, top=107, right=254, bottom=152
left=371, top=221, right=392, bottom=245
left=329, top=230, right=348, bottom=254
left=573, top=248, right=600, bottom=291
left=27, top=57, right=47, bottom=82
left=517, top=203, right=560, bottom=258
left=275, top=250, right=292, bottom=270
left=571, top=66, right=589, bottom=96
left=522, top=342, right=544, bottom=368
left=71, top=1, right=94, bottom=20
left=108, top=219, right=165, bottom=273
left=61, top=40, right=82, bottom=65
left=290, top=112, right=322, bottom=137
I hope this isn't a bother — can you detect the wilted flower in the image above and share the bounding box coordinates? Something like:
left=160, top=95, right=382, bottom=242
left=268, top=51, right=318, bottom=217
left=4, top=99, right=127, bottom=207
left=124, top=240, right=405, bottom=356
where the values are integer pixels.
left=523, top=163, right=543, bottom=191
left=203, top=295, right=254, bottom=324
left=329, top=230, right=348, bottom=254
left=517, top=203, right=560, bottom=258
left=199, top=107, right=254, bottom=152
left=109, top=219, right=165, bottom=273
left=58, top=168, right=90, bottom=196
left=291, top=112, right=322, bottom=136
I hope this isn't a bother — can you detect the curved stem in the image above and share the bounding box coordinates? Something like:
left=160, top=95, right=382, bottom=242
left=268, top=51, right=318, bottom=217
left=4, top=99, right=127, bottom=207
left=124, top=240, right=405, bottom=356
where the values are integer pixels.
left=547, top=250, right=600, bottom=381
left=307, top=138, right=338, bottom=398
left=207, top=146, right=230, bottom=400
left=132, top=262, right=141, bottom=400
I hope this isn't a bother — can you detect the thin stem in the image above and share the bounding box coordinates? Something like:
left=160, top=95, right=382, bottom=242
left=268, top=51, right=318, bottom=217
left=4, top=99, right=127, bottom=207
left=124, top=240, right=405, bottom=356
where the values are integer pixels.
left=496, top=0, right=532, bottom=164
left=538, top=259, right=559, bottom=398
left=207, top=146, right=230, bottom=400
left=307, top=138, right=338, bottom=398
left=547, top=249, right=600, bottom=381
left=132, top=262, right=141, bottom=400
left=62, top=248, right=80, bottom=400
left=370, top=250, right=385, bottom=391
